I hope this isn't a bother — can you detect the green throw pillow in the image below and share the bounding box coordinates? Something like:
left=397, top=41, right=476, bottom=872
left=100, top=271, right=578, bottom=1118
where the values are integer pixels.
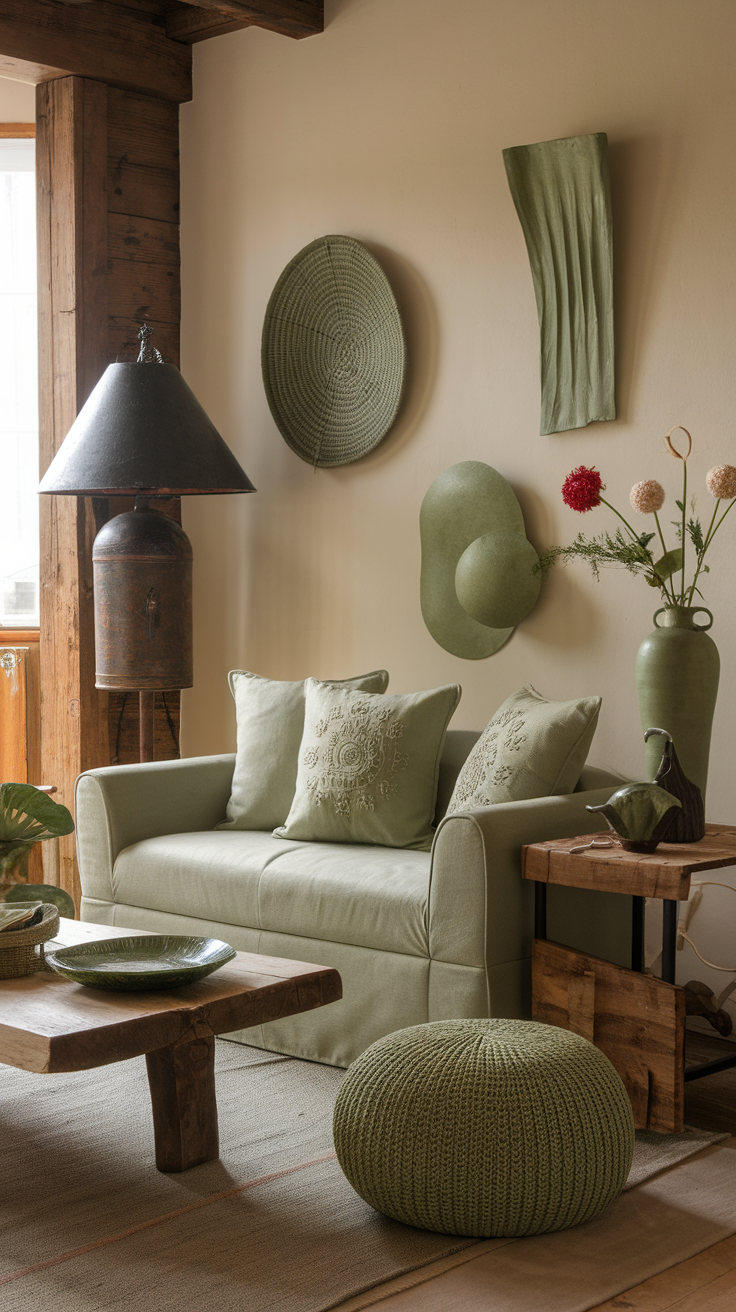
left=220, top=669, right=389, bottom=832
left=275, top=680, right=462, bottom=850
left=446, top=683, right=601, bottom=815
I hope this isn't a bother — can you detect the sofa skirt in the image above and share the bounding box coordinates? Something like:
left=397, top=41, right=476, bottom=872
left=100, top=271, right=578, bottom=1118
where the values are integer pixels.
left=80, top=897, right=501, bottom=1067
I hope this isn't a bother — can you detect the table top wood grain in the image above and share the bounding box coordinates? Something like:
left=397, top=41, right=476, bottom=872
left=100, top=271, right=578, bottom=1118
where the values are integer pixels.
left=522, top=822, right=736, bottom=901
left=0, top=919, right=342, bottom=1075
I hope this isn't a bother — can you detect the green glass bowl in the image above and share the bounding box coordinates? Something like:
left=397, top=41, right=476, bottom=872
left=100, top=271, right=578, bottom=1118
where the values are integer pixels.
left=4, top=883, right=75, bottom=919
left=44, top=935, right=236, bottom=991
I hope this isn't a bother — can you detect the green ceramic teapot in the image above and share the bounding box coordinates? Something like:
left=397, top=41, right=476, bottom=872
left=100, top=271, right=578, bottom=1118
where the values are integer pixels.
left=586, top=782, right=682, bottom=853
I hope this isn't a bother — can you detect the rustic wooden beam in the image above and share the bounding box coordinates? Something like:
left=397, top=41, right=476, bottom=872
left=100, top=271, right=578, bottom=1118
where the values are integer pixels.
left=164, top=6, right=251, bottom=43
left=0, top=0, right=192, bottom=102
left=105, top=85, right=183, bottom=765
left=37, top=75, right=183, bottom=906
left=37, top=77, right=111, bottom=906
left=166, top=0, right=322, bottom=42
left=106, top=86, right=181, bottom=363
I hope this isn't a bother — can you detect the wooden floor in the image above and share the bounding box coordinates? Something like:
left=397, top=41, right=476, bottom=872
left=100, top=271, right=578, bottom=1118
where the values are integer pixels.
left=354, top=1030, right=736, bottom=1312
left=589, top=1030, right=736, bottom=1312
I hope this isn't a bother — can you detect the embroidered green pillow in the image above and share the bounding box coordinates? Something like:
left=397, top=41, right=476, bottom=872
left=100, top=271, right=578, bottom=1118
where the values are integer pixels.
left=446, top=684, right=601, bottom=815
left=275, top=680, right=462, bottom=850
left=220, top=669, right=389, bottom=832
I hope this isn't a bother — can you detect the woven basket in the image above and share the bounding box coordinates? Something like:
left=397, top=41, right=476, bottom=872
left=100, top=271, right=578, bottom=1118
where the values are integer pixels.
left=262, top=235, right=406, bottom=468
left=0, top=903, right=60, bottom=979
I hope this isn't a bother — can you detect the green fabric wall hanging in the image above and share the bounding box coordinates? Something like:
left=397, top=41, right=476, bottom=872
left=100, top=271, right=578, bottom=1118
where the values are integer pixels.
left=420, top=461, right=540, bottom=660
left=503, top=133, right=615, bottom=436
left=262, top=235, right=405, bottom=467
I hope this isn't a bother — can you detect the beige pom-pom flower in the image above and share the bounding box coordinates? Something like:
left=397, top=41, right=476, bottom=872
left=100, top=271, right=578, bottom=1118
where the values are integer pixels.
left=630, top=480, right=665, bottom=514
left=706, top=465, right=736, bottom=500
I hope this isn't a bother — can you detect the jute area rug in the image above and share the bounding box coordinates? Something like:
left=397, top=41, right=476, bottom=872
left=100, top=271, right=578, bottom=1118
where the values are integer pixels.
left=0, top=1039, right=733, bottom=1312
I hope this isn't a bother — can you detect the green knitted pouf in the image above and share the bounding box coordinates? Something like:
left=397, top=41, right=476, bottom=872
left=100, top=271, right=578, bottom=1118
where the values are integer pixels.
left=333, top=1019, right=634, bottom=1238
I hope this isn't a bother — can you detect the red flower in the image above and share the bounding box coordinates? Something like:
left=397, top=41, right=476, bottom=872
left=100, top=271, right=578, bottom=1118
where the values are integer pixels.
left=562, top=466, right=605, bottom=513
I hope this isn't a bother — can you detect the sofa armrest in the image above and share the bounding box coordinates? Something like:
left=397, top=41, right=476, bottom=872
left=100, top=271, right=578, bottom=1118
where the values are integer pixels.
left=75, top=754, right=235, bottom=904
left=427, top=785, right=617, bottom=972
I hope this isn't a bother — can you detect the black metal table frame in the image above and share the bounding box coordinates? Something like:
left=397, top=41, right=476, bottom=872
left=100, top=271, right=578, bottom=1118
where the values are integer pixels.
left=533, top=882, right=736, bottom=1083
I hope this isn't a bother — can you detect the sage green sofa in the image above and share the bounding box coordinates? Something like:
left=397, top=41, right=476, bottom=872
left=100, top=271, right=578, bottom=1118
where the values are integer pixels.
left=75, top=731, right=629, bottom=1068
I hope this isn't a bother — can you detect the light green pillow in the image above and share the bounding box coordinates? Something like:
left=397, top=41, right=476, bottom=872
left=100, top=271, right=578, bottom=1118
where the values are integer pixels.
left=446, top=683, right=601, bottom=815
left=275, top=679, right=462, bottom=851
left=220, top=669, right=389, bottom=832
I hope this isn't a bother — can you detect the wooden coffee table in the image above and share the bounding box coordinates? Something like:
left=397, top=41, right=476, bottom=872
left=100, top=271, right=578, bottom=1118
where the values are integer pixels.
left=0, top=919, right=341, bottom=1172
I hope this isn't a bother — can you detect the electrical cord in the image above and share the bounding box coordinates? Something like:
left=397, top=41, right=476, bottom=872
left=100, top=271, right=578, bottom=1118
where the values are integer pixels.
left=677, top=881, right=736, bottom=1008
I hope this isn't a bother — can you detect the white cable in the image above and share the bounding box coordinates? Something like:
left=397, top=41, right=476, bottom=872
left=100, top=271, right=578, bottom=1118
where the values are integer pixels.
left=677, top=885, right=703, bottom=943
left=678, top=929, right=736, bottom=973
left=676, top=881, right=736, bottom=974
left=691, top=880, right=736, bottom=895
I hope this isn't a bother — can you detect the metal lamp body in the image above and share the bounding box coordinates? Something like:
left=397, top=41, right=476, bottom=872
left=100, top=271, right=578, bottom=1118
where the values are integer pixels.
left=92, top=505, right=193, bottom=691
left=39, top=347, right=255, bottom=756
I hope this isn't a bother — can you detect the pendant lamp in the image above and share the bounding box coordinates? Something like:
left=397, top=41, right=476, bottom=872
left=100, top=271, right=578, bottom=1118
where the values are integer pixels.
left=39, top=327, right=255, bottom=760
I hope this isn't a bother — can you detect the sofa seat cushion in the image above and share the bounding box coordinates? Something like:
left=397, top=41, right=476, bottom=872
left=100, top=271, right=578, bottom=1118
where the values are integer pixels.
left=111, top=830, right=430, bottom=956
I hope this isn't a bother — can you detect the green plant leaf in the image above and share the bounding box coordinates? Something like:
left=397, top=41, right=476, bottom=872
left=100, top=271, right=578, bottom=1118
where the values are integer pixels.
left=653, top=548, right=683, bottom=582
left=686, top=517, right=705, bottom=553
left=0, top=784, right=75, bottom=843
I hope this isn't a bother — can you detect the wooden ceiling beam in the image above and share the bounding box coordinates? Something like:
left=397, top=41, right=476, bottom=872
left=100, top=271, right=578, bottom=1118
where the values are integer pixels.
left=166, top=0, right=322, bottom=42
left=0, top=0, right=192, bottom=102
left=164, top=5, right=252, bottom=43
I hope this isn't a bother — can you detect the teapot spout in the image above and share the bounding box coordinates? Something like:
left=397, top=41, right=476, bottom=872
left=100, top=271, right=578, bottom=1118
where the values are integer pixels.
left=585, top=801, right=622, bottom=836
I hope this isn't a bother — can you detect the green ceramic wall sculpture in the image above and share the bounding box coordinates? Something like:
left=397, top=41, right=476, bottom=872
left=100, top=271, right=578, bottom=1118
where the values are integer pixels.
left=503, top=133, right=615, bottom=436
left=420, top=461, right=541, bottom=659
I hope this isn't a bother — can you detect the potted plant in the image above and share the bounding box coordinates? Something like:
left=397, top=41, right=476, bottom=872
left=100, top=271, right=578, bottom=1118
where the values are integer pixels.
left=537, top=427, right=736, bottom=795
left=0, top=782, right=75, bottom=916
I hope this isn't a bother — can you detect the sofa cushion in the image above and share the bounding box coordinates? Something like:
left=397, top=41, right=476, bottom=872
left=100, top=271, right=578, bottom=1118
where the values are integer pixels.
left=220, top=668, right=389, bottom=833
left=446, top=684, right=601, bottom=814
left=276, top=680, right=461, bottom=851
left=111, top=829, right=430, bottom=956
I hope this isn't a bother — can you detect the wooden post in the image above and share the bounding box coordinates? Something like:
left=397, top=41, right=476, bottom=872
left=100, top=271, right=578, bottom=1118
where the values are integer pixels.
left=139, top=691, right=155, bottom=763
left=37, top=78, right=182, bottom=906
left=37, top=78, right=110, bottom=906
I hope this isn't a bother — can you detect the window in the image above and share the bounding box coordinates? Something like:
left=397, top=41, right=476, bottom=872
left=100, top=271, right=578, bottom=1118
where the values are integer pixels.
left=0, top=133, right=38, bottom=628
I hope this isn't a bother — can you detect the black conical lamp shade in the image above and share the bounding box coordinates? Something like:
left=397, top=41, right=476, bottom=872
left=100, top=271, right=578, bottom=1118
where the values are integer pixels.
left=37, top=343, right=255, bottom=761
left=39, top=362, right=255, bottom=496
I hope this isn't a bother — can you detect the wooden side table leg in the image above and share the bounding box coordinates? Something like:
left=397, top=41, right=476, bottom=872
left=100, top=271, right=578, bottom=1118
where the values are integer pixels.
left=662, top=899, right=678, bottom=984
left=145, top=1034, right=219, bottom=1173
left=534, top=882, right=547, bottom=939
left=631, top=895, right=645, bottom=972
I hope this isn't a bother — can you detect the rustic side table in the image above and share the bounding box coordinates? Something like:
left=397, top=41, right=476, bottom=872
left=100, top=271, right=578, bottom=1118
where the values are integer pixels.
left=521, top=823, right=736, bottom=1132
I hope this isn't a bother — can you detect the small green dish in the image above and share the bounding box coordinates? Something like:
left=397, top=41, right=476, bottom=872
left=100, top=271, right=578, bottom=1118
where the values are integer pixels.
left=44, top=934, right=236, bottom=991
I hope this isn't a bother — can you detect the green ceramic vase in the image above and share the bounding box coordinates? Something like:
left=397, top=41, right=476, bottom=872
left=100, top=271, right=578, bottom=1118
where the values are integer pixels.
left=636, top=606, right=720, bottom=798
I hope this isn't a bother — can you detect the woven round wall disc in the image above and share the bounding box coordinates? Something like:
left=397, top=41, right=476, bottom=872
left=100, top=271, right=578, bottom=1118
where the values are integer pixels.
left=262, top=235, right=406, bottom=468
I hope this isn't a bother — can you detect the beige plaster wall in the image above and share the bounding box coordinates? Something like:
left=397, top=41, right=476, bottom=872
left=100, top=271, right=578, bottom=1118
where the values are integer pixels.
left=0, top=77, right=35, bottom=120
left=179, top=0, right=736, bottom=1002
left=180, top=0, right=736, bottom=784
